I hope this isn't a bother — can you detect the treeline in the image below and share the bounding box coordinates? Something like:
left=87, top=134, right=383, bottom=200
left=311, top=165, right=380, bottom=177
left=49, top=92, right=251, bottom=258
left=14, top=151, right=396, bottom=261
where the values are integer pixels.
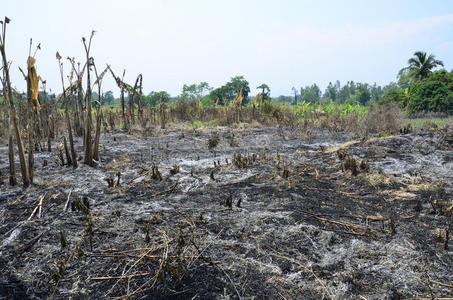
left=80, top=51, right=452, bottom=114
left=380, top=52, right=453, bottom=114
left=98, top=78, right=393, bottom=109
left=275, top=81, right=397, bottom=106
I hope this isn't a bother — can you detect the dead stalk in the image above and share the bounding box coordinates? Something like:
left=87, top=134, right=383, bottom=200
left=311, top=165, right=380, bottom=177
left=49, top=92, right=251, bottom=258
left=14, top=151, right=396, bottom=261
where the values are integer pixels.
left=0, top=17, right=29, bottom=186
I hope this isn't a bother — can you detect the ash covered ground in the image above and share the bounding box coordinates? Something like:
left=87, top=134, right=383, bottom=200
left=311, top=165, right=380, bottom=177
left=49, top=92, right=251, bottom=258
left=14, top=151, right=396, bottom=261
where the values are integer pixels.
left=0, top=125, right=452, bottom=299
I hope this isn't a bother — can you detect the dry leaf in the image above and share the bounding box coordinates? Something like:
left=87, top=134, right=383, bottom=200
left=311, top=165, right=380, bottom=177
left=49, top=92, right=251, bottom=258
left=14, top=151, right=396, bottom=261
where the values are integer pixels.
left=30, top=66, right=40, bottom=110
left=27, top=56, right=36, bottom=68
left=56, top=51, right=62, bottom=60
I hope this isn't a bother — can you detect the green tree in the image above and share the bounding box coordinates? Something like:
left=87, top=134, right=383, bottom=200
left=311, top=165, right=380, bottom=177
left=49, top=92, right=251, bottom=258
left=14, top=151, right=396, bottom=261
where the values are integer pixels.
left=256, top=83, right=270, bottom=100
left=300, top=84, right=321, bottom=103
left=181, top=82, right=212, bottom=102
left=398, top=51, right=444, bottom=85
left=181, top=84, right=197, bottom=102
left=408, top=70, right=453, bottom=113
left=145, top=91, right=170, bottom=107
left=227, top=76, right=250, bottom=104
left=209, top=86, right=230, bottom=105
left=209, top=76, right=250, bottom=105
left=378, top=90, right=408, bottom=109
left=102, top=90, right=114, bottom=106
left=324, top=81, right=339, bottom=102
left=357, top=86, right=371, bottom=105
left=197, top=82, right=211, bottom=98
left=291, top=87, right=298, bottom=105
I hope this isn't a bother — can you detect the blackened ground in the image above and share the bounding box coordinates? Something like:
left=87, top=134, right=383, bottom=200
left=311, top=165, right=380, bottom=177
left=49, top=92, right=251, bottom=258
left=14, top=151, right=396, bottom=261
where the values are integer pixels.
left=0, top=125, right=452, bottom=299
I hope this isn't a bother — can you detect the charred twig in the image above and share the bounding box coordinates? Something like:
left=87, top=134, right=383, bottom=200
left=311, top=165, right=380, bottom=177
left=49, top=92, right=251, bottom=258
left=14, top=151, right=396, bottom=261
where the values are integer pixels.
left=15, top=230, right=46, bottom=254
left=63, top=190, right=72, bottom=212
left=189, top=229, right=242, bottom=300
left=92, top=272, right=152, bottom=281
left=298, top=210, right=383, bottom=234
left=428, top=279, right=453, bottom=288
left=27, top=193, right=46, bottom=220
left=111, top=232, right=174, bottom=299
left=266, top=247, right=333, bottom=300
left=152, top=181, right=179, bottom=197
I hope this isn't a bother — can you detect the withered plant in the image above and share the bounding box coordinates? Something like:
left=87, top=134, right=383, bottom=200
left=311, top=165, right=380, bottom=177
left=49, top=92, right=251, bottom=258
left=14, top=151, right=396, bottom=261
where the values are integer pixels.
left=0, top=17, right=29, bottom=186
left=82, top=31, right=95, bottom=166
left=92, top=63, right=109, bottom=162
left=56, top=51, right=77, bottom=168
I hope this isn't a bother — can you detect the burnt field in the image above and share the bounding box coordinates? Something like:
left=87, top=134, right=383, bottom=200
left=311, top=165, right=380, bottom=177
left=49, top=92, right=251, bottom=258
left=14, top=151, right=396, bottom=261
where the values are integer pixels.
left=0, top=125, right=452, bottom=299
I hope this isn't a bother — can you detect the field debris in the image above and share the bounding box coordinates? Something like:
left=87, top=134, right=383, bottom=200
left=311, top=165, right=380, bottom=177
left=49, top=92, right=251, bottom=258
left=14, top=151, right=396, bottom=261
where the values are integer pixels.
left=1, top=126, right=453, bottom=299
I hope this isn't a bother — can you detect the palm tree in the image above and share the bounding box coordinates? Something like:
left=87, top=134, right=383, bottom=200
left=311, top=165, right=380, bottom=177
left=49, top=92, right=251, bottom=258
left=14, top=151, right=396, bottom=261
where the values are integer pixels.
left=256, top=83, right=270, bottom=100
left=398, top=51, right=444, bottom=86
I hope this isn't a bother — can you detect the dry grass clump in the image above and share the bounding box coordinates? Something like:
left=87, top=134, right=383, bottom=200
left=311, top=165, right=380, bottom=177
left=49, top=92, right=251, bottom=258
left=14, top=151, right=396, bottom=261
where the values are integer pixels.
left=169, top=165, right=180, bottom=176
left=105, top=154, right=132, bottom=169
left=150, top=164, right=163, bottom=181
left=341, top=155, right=357, bottom=175
left=229, top=134, right=239, bottom=147
left=359, top=159, right=370, bottom=173
left=232, top=153, right=256, bottom=168
left=207, top=133, right=220, bottom=149
left=322, top=112, right=363, bottom=134
left=364, top=104, right=406, bottom=135
left=362, top=173, right=396, bottom=188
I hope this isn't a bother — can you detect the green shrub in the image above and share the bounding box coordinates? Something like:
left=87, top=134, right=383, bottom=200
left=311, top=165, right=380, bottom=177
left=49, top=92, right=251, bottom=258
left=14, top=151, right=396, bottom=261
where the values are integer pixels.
left=409, top=70, right=453, bottom=113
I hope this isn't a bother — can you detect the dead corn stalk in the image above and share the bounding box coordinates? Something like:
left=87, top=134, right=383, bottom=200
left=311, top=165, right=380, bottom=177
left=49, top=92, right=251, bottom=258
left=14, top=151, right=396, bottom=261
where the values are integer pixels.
left=0, top=16, right=30, bottom=186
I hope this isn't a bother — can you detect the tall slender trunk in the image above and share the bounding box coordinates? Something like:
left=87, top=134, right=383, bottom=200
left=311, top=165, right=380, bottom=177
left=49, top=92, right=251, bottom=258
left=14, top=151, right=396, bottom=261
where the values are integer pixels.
left=1, top=44, right=29, bottom=186
left=72, top=94, right=80, bottom=137
left=77, top=83, right=84, bottom=136
left=129, top=93, right=134, bottom=126
left=137, top=74, right=143, bottom=123
left=64, top=100, right=77, bottom=168
left=26, top=70, right=34, bottom=183
left=1, top=71, right=16, bottom=186
left=84, top=61, right=93, bottom=165
left=92, top=80, right=102, bottom=162
left=8, top=134, right=16, bottom=186
left=121, top=86, right=126, bottom=130
left=92, top=110, right=101, bottom=161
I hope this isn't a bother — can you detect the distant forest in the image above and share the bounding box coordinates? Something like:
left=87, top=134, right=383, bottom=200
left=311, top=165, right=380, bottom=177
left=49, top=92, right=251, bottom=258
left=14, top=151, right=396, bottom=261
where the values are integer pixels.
left=18, top=51, right=451, bottom=114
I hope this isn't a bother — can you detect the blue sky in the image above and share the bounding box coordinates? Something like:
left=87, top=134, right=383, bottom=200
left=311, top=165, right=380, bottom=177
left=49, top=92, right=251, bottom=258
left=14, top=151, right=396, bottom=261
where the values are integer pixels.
left=3, top=0, right=453, bottom=97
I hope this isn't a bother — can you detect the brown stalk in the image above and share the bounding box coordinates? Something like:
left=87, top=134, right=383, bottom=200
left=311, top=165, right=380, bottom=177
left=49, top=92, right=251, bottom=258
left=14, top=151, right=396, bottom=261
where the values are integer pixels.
left=107, top=67, right=123, bottom=126
left=0, top=17, right=29, bottom=186
left=0, top=65, right=16, bottom=185
left=57, top=53, right=78, bottom=168
left=82, top=31, right=95, bottom=166
left=92, top=63, right=108, bottom=161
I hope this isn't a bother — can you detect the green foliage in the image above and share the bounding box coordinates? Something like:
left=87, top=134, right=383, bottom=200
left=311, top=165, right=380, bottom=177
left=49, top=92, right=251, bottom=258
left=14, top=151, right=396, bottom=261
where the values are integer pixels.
left=261, top=99, right=274, bottom=114
left=322, top=100, right=368, bottom=116
left=201, top=95, right=215, bottom=108
left=291, top=87, right=298, bottom=105
left=319, top=81, right=386, bottom=106
left=256, top=83, right=270, bottom=100
left=323, top=81, right=340, bottom=103
left=300, top=83, right=321, bottom=103
left=293, top=99, right=367, bottom=118
left=101, top=90, right=114, bottom=106
left=408, top=70, right=453, bottom=113
left=398, top=51, right=444, bottom=86
left=378, top=90, right=408, bottom=109
left=209, top=76, right=250, bottom=105
left=407, top=117, right=450, bottom=130
left=209, top=85, right=230, bottom=105
left=143, top=91, right=171, bottom=107
left=181, top=82, right=211, bottom=102
left=190, top=119, right=218, bottom=128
